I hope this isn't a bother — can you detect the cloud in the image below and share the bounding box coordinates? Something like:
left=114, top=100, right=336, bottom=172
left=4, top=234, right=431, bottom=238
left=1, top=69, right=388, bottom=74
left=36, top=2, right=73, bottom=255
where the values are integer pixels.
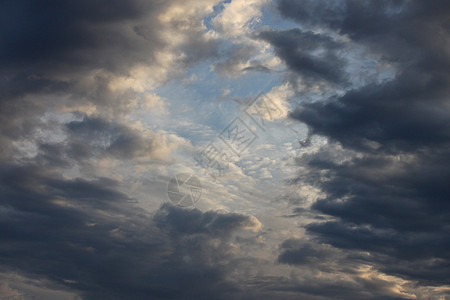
left=263, top=83, right=293, bottom=120
left=0, top=282, right=23, bottom=300
left=291, top=73, right=450, bottom=152
left=65, top=116, right=179, bottom=162
left=280, top=0, right=450, bottom=293
left=278, top=239, right=333, bottom=266
left=212, top=0, right=268, bottom=39
left=260, top=29, right=347, bottom=85
left=0, top=2, right=269, bottom=298
left=0, top=0, right=221, bottom=155
left=0, top=159, right=264, bottom=299
left=210, top=0, right=280, bottom=77
left=1, top=0, right=449, bottom=299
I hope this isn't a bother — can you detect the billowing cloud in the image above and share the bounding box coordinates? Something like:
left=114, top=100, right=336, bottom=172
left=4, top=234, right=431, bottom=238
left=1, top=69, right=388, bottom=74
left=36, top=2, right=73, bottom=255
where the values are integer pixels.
left=260, top=29, right=347, bottom=84
left=0, top=160, right=263, bottom=299
left=1, top=0, right=449, bottom=299
left=280, top=0, right=450, bottom=294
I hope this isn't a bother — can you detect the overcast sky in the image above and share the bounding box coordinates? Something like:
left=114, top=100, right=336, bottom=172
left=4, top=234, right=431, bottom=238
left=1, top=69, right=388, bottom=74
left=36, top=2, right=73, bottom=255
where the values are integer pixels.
left=0, top=0, right=449, bottom=299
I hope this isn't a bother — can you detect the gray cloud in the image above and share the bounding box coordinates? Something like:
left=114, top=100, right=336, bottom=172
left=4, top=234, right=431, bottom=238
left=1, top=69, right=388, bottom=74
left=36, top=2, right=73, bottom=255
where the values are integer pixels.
left=291, top=71, right=450, bottom=152
left=260, top=29, right=347, bottom=84
left=278, top=0, right=450, bottom=292
left=0, top=1, right=244, bottom=298
left=0, top=0, right=220, bottom=157
left=1, top=0, right=450, bottom=298
left=278, top=239, right=333, bottom=266
left=0, top=160, right=262, bottom=299
left=65, top=116, right=161, bottom=161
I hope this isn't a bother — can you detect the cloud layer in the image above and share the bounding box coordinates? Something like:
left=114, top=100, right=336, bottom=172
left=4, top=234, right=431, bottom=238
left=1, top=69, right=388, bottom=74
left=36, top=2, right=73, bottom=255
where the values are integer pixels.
left=0, top=0, right=449, bottom=299
left=276, top=0, right=450, bottom=294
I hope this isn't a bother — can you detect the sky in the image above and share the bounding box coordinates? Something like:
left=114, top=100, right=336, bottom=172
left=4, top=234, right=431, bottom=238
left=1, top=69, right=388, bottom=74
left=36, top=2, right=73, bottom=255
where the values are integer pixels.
left=0, top=0, right=449, bottom=299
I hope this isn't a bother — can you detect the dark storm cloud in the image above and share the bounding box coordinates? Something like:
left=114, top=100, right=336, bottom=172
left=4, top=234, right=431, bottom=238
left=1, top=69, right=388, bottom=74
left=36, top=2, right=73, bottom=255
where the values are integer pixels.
left=260, top=29, right=347, bottom=84
left=27, top=115, right=170, bottom=171
left=0, top=0, right=220, bottom=81
left=0, top=0, right=158, bottom=158
left=65, top=116, right=161, bottom=161
left=277, top=0, right=401, bottom=39
left=277, top=0, right=450, bottom=291
left=155, top=204, right=258, bottom=238
left=0, top=161, right=262, bottom=299
left=0, top=0, right=160, bottom=72
left=0, top=0, right=162, bottom=130
left=0, top=1, right=248, bottom=298
left=291, top=70, right=450, bottom=152
left=0, top=158, right=407, bottom=299
left=278, top=239, right=332, bottom=266
left=0, top=0, right=220, bottom=155
left=2, top=0, right=450, bottom=298
left=299, top=148, right=450, bottom=284
left=277, top=0, right=450, bottom=46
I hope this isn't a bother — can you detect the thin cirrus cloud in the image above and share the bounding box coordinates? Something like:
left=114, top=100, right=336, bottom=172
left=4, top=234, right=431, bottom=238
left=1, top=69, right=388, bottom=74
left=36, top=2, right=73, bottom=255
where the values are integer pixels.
left=0, top=0, right=449, bottom=299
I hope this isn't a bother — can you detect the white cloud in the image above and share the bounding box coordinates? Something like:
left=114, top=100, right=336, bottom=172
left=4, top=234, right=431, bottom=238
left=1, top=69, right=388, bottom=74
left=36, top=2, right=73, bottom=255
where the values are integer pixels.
left=211, top=0, right=268, bottom=39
